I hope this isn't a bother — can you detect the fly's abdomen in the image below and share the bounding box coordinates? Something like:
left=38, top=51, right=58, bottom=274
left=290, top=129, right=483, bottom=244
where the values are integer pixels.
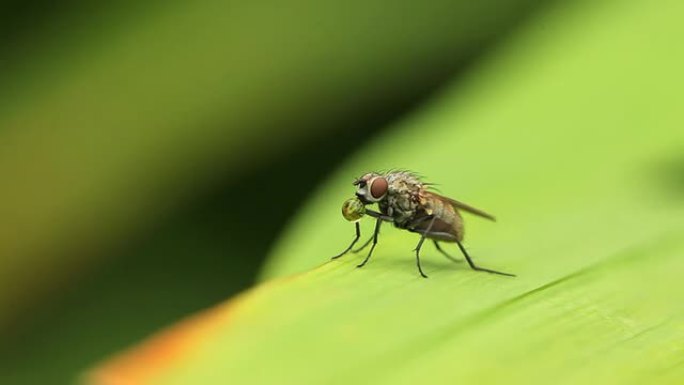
left=419, top=192, right=464, bottom=242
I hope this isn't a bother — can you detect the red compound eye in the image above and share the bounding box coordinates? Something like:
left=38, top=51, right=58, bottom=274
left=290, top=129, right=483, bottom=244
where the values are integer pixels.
left=369, top=177, right=388, bottom=199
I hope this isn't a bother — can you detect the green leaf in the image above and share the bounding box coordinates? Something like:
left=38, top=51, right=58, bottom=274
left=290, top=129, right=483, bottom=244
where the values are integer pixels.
left=87, top=0, right=684, bottom=384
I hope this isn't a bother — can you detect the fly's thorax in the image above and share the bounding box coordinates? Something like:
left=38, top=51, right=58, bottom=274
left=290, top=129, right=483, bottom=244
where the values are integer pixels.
left=376, top=199, right=405, bottom=227
left=385, top=194, right=418, bottom=226
left=385, top=171, right=422, bottom=191
left=383, top=171, right=423, bottom=226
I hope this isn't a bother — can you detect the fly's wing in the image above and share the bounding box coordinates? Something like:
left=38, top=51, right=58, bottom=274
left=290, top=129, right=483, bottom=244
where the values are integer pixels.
left=422, top=190, right=496, bottom=221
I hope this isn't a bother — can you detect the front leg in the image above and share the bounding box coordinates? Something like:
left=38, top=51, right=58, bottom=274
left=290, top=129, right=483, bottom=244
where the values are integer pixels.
left=352, top=209, right=393, bottom=253
left=331, top=222, right=361, bottom=259
left=357, top=218, right=382, bottom=268
left=364, top=209, right=394, bottom=222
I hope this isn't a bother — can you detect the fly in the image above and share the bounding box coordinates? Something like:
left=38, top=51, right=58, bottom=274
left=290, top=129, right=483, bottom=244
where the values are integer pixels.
left=332, top=171, right=515, bottom=278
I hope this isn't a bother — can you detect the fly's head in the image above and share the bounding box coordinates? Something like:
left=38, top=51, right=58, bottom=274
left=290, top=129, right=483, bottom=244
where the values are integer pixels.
left=353, top=172, right=389, bottom=204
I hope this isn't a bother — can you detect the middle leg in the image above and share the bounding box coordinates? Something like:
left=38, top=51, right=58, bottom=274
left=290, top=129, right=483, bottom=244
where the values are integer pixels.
left=357, top=218, right=382, bottom=268
left=412, top=216, right=436, bottom=278
left=433, top=241, right=461, bottom=263
left=355, top=209, right=394, bottom=253
left=352, top=234, right=374, bottom=253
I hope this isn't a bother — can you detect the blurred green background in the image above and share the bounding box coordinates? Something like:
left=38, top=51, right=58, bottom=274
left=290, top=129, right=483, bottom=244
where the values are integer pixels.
left=1, top=0, right=682, bottom=384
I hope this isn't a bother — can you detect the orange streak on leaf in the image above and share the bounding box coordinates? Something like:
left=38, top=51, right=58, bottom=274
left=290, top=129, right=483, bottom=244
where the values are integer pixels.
left=85, top=299, right=239, bottom=385
left=85, top=265, right=322, bottom=385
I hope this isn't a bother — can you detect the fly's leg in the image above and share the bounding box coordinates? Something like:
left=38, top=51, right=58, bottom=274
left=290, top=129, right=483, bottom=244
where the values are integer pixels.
left=433, top=241, right=461, bottom=263
left=352, top=235, right=374, bottom=253
left=455, top=240, right=516, bottom=277
left=354, top=209, right=392, bottom=253
left=413, top=216, right=436, bottom=278
left=331, top=222, right=361, bottom=259
left=364, top=209, right=394, bottom=222
left=357, top=218, right=382, bottom=268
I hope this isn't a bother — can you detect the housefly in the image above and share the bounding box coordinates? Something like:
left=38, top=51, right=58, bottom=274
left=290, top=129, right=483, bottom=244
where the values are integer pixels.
left=332, top=171, right=514, bottom=278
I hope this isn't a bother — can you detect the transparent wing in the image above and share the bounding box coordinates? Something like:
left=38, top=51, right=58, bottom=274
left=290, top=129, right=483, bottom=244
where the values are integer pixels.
left=422, top=190, right=496, bottom=221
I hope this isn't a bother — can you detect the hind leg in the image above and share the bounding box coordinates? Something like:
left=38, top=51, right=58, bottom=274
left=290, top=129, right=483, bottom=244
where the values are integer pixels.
left=433, top=241, right=461, bottom=263
left=454, top=240, right=516, bottom=277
